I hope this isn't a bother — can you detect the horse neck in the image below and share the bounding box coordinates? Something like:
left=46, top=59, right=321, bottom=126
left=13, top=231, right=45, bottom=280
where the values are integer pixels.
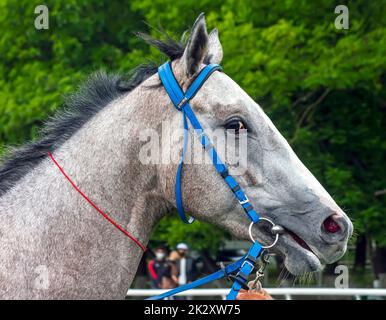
left=0, top=75, right=171, bottom=298
left=46, top=87, right=169, bottom=243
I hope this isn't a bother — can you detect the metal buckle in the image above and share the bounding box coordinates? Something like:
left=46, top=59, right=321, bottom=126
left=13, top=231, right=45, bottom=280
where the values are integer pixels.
left=177, top=97, right=188, bottom=110
left=239, top=195, right=249, bottom=205
left=240, top=259, right=255, bottom=270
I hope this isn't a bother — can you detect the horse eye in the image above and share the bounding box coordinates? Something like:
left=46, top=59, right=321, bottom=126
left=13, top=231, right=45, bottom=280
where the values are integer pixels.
left=224, top=119, right=246, bottom=134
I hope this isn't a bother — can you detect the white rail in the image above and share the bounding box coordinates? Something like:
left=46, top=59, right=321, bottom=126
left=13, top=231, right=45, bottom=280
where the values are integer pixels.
left=127, top=288, right=386, bottom=300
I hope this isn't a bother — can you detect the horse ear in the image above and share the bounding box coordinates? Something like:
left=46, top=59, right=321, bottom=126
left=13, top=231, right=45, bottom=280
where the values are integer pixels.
left=181, top=13, right=209, bottom=77
left=206, top=28, right=223, bottom=65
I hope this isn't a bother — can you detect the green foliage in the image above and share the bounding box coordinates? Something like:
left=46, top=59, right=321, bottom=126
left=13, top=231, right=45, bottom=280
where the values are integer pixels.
left=0, top=0, right=147, bottom=151
left=0, top=1, right=385, bottom=250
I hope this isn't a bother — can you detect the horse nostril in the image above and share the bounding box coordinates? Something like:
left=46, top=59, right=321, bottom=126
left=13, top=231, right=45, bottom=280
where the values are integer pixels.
left=323, top=215, right=341, bottom=233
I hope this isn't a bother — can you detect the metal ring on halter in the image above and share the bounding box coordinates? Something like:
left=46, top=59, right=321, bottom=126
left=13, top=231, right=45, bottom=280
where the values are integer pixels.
left=248, top=217, right=280, bottom=249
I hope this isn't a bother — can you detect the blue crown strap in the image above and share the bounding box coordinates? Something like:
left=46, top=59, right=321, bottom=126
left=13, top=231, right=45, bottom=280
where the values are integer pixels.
left=158, top=62, right=184, bottom=108
left=185, top=64, right=222, bottom=100
left=159, top=63, right=222, bottom=224
left=159, top=62, right=195, bottom=223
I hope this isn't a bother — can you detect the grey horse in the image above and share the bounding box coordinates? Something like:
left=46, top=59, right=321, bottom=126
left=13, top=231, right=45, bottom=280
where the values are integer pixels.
left=0, top=14, right=352, bottom=299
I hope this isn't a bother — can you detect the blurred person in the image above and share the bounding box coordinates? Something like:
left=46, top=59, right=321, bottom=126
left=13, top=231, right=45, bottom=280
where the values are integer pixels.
left=174, top=243, right=197, bottom=286
left=149, top=247, right=178, bottom=293
left=168, top=249, right=181, bottom=262
left=147, top=256, right=158, bottom=289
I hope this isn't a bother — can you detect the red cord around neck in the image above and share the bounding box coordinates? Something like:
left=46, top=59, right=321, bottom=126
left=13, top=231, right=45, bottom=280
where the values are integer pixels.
left=47, top=151, right=147, bottom=252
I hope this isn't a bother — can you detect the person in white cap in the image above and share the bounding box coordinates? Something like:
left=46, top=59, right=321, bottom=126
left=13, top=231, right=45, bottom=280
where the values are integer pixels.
left=176, top=242, right=188, bottom=251
left=174, top=243, right=197, bottom=289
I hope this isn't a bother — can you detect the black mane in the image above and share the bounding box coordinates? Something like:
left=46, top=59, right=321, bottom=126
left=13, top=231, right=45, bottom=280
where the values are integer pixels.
left=0, top=34, right=185, bottom=196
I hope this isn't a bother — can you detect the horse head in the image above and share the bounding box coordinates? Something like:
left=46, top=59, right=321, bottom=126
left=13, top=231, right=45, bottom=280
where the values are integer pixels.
left=156, top=14, right=353, bottom=275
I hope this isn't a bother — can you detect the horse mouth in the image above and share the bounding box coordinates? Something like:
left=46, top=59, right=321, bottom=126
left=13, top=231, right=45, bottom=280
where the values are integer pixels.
left=286, top=230, right=313, bottom=252
left=259, top=222, right=316, bottom=257
left=277, top=227, right=324, bottom=274
left=250, top=220, right=324, bottom=273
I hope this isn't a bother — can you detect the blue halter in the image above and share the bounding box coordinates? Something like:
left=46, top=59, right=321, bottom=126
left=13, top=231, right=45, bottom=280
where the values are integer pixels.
left=158, top=62, right=260, bottom=225
left=149, top=61, right=266, bottom=300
